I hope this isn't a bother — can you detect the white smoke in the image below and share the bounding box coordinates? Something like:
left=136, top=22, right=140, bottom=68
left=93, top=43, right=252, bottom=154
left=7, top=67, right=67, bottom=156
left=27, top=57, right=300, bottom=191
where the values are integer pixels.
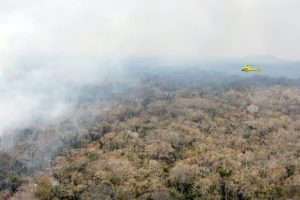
left=0, top=0, right=300, bottom=133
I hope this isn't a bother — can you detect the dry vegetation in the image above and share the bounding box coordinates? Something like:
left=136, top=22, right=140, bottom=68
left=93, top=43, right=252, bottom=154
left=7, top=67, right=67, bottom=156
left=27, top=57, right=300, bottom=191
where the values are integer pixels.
left=0, top=70, right=300, bottom=200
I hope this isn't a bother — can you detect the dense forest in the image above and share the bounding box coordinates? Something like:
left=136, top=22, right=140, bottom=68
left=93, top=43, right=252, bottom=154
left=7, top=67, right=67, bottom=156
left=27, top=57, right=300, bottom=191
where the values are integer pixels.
left=0, top=69, right=300, bottom=200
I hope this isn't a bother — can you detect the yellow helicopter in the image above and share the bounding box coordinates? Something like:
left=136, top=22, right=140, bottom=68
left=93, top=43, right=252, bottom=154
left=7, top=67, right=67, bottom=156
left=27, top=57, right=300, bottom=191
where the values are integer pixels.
left=241, top=65, right=262, bottom=72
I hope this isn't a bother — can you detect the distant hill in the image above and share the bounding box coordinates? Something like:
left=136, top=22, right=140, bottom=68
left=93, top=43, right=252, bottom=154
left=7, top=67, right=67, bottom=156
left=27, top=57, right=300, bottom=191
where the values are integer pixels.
left=209, top=55, right=300, bottom=78
left=123, top=55, right=300, bottom=79
left=237, top=55, right=285, bottom=63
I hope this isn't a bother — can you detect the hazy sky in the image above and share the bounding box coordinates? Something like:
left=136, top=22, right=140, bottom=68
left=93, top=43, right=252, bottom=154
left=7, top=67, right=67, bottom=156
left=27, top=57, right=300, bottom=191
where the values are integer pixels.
left=0, top=0, right=300, bottom=69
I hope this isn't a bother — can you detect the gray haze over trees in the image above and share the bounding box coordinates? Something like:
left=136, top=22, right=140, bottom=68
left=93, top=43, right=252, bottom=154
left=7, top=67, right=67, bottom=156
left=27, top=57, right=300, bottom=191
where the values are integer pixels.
left=1, top=0, right=300, bottom=134
left=0, top=1, right=300, bottom=199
